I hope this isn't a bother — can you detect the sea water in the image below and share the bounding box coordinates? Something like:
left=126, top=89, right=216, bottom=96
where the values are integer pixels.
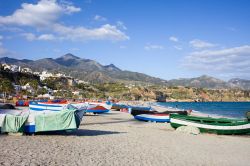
left=156, top=102, right=250, bottom=118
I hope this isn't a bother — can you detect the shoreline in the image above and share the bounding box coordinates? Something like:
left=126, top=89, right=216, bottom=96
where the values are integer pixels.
left=118, top=101, right=246, bottom=119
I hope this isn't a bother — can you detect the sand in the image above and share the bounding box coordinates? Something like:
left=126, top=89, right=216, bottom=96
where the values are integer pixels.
left=0, top=110, right=249, bottom=166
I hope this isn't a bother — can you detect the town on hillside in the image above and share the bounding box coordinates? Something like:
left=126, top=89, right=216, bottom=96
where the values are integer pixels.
left=1, top=62, right=250, bottom=103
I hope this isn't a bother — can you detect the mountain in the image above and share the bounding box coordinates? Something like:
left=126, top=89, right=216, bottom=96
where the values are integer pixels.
left=228, top=78, right=250, bottom=90
left=168, top=75, right=234, bottom=89
left=0, top=54, right=167, bottom=85
left=1, top=55, right=250, bottom=89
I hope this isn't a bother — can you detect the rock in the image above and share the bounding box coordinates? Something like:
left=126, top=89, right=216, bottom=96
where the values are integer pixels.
left=176, top=126, right=200, bottom=135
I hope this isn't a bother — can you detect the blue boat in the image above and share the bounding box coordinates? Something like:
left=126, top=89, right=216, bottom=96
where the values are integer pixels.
left=134, top=113, right=170, bottom=122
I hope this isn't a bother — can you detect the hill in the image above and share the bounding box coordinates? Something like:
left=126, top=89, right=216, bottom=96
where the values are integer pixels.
left=1, top=54, right=250, bottom=90
left=167, top=75, right=232, bottom=89
left=0, top=54, right=167, bottom=85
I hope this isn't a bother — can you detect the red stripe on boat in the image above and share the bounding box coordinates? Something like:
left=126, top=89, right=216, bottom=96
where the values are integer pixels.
left=89, top=106, right=107, bottom=110
left=151, top=114, right=169, bottom=116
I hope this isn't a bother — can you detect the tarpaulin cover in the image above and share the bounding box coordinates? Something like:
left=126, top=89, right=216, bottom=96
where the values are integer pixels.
left=1, top=114, right=28, bottom=133
left=35, top=109, right=77, bottom=132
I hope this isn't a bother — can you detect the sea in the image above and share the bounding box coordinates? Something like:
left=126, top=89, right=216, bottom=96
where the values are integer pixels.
left=156, top=102, right=250, bottom=118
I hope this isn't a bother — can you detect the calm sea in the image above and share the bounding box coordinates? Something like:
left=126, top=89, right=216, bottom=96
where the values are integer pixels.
left=156, top=102, right=250, bottom=118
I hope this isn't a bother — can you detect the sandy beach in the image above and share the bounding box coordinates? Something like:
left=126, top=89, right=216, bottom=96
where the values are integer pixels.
left=0, top=110, right=249, bottom=166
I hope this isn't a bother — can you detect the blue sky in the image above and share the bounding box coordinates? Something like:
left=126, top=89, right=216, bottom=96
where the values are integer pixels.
left=0, top=0, right=250, bottom=80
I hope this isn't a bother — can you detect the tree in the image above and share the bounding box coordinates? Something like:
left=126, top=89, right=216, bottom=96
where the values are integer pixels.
left=0, top=78, right=14, bottom=101
left=37, top=88, right=47, bottom=95
left=29, top=80, right=39, bottom=95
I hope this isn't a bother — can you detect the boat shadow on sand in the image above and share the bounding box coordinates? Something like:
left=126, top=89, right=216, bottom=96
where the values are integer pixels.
left=35, top=129, right=126, bottom=137
left=81, top=119, right=135, bottom=126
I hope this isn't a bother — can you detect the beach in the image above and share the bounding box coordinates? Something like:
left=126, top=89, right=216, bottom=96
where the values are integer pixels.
left=0, top=110, right=249, bottom=166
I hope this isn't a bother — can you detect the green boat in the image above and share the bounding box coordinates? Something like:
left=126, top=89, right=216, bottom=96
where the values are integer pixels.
left=170, top=112, right=250, bottom=135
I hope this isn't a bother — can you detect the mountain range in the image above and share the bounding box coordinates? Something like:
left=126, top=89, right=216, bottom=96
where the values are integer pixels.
left=0, top=54, right=167, bottom=85
left=1, top=54, right=250, bottom=90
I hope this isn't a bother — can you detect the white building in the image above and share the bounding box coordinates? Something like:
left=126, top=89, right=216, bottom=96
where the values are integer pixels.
left=10, top=65, right=20, bottom=72
left=2, top=63, right=11, bottom=70
left=21, top=67, right=32, bottom=73
left=40, top=71, right=53, bottom=80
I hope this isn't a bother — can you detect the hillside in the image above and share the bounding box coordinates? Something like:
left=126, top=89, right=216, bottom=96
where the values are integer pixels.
left=0, top=54, right=167, bottom=85
left=228, top=78, right=250, bottom=90
left=1, top=54, right=250, bottom=90
left=168, top=75, right=241, bottom=89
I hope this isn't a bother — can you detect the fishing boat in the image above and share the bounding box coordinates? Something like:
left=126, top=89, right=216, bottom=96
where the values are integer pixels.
left=29, top=101, right=66, bottom=111
left=29, top=101, right=88, bottom=112
left=86, top=105, right=109, bottom=114
left=111, top=103, right=128, bottom=111
left=170, top=113, right=250, bottom=135
left=0, top=108, right=85, bottom=134
left=86, top=101, right=112, bottom=110
left=131, top=109, right=188, bottom=117
left=134, top=113, right=170, bottom=122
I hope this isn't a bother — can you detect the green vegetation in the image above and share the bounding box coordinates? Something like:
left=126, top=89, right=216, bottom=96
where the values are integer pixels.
left=1, top=66, right=250, bottom=101
left=0, top=78, right=14, bottom=99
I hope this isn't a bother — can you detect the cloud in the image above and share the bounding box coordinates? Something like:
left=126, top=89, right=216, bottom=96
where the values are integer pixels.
left=144, top=44, right=164, bottom=50
left=189, top=39, right=216, bottom=49
left=169, top=36, right=178, bottom=42
left=174, top=46, right=182, bottom=50
left=21, top=33, right=56, bottom=41
left=0, top=0, right=128, bottom=42
left=38, top=34, right=56, bottom=41
left=0, top=0, right=80, bottom=28
left=183, top=45, right=250, bottom=78
left=21, top=33, right=36, bottom=41
left=53, top=24, right=129, bottom=41
left=20, top=24, right=129, bottom=42
left=116, top=21, right=127, bottom=30
left=94, top=15, right=107, bottom=21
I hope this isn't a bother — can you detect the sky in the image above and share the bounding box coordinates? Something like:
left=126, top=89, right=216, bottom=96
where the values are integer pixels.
left=0, top=0, right=250, bottom=81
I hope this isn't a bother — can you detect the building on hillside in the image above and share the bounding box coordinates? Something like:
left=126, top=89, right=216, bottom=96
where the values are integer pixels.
left=55, top=73, right=66, bottom=77
left=21, top=83, right=34, bottom=93
left=21, top=67, right=32, bottom=73
left=10, top=65, right=20, bottom=72
left=75, top=79, right=88, bottom=84
left=13, top=84, right=22, bottom=92
left=72, top=91, right=80, bottom=95
left=2, top=63, right=11, bottom=70
left=33, top=72, right=40, bottom=75
left=40, top=71, right=53, bottom=80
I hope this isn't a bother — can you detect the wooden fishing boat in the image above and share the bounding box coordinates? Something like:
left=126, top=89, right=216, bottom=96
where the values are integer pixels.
left=134, top=113, right=170, bottom=122
left=111, top=103, right=128, bottom=111
left=0, top=108, right=85, bottom=134
left=29, top=102, right=67, bottom=111
left=131, top=109, right=188, bottom=117
left=86, top=105, right=109, bottom=114
left=170, top=114, right=250, bottom=135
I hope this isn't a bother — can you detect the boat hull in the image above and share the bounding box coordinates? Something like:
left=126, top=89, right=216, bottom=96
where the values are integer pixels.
left=0, top=108, right=85, bottom=134
left=170, top=115, right=250, bottom=135
left=86, top=105, right=109, bottom=114
left=29, top=102, right=65, bottom=111
left=85, top=109, right=109, bottom=114
left=134, top=114, right=170, bottom=123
